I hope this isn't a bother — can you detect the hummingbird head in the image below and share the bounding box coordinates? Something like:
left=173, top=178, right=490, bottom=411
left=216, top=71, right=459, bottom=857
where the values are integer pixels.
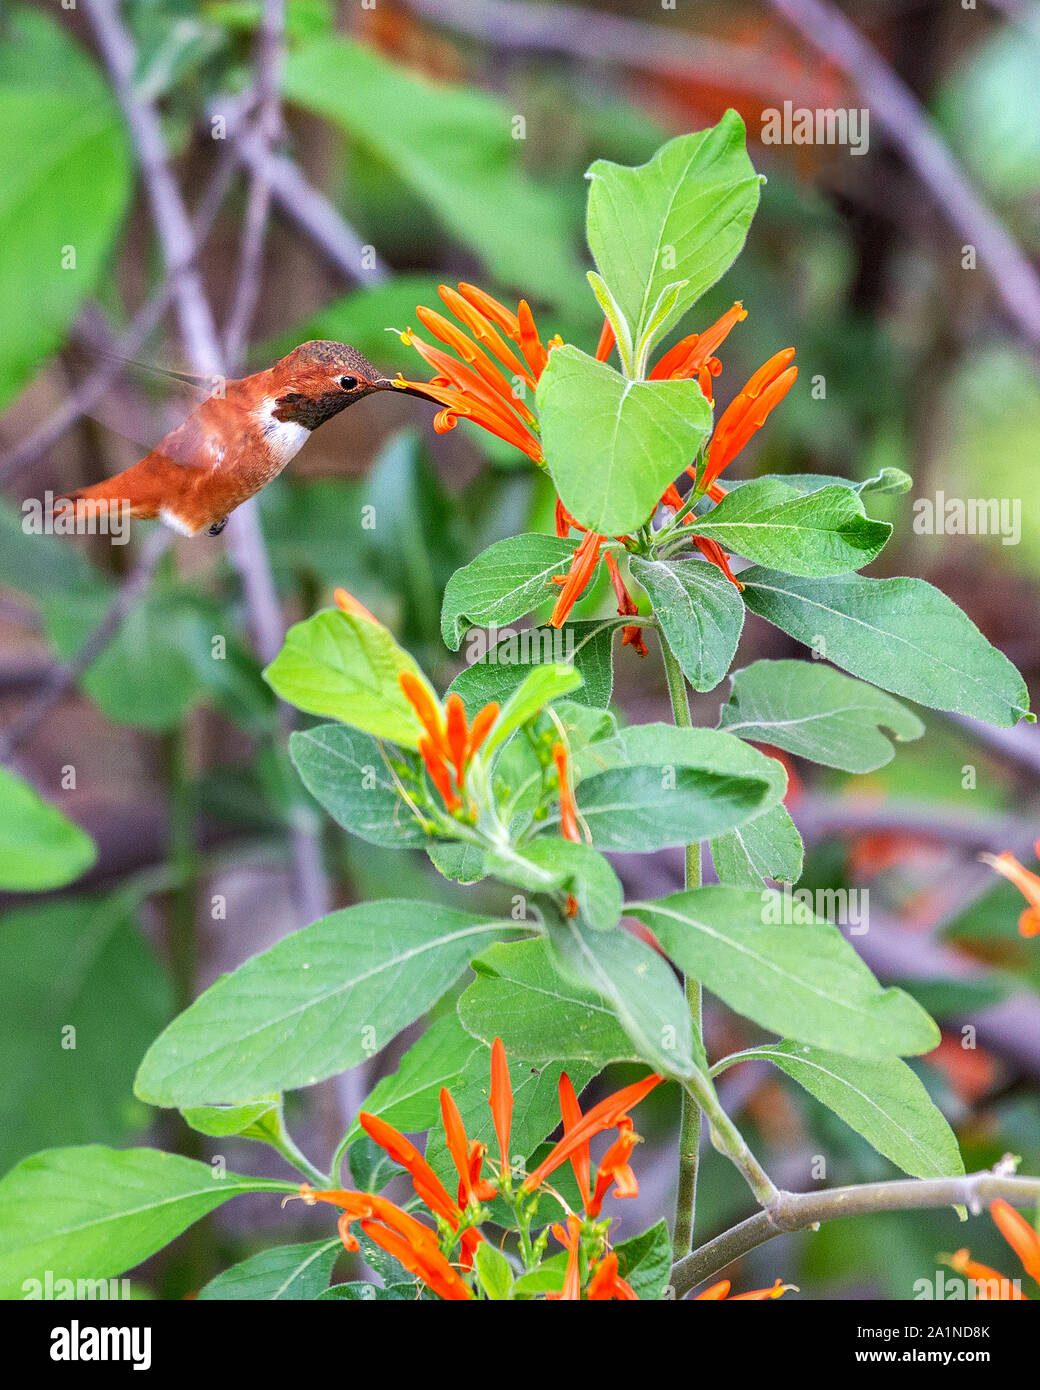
left=269, top=340, right=440, bottom=429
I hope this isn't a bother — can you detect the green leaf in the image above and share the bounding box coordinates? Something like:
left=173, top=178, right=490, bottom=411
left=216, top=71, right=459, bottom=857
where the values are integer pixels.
left=441, top=534, right=575, bottom=651
left=630, top=555, right=744, bottom=692
left=180, top=1097, right=280, bottom=1140
left=320, top=1280, right=414, bottom=1300
left=740, top=569, right=1032, bottom=727
left=448, top=619, right=617, bottom=711
left=459, top=938, right=634, bottom=1066
left=135, top=901, right=512, bottom=1106
left=709, top=802, right=804, bottom=889
left=339, top=1013, right=483, bottom=1151
left=728, top=467, right=912, bottom=498
left=630, top=886, right=940, bottom=1059
left=283, top=39, right=583, bottom=308
left=0, top=8, right=131, bottom=409
left=0, top=896, right=170, bottom=1171
left=487, top=838, right=622, bottom=932
left=586, top=269, right=636, bottom=370
left=483, top=664, right=583, bottom=757
left=474, top=1242, right=514, bottom=1300
left=614, top=1220, right=672, bottom=1300
left=537, top=346, right=712, bottom=536
left=689, top=480, right=891, bottom=577
left=197, top=1239, right=341, bottom=1300
left=546, top=914, right=699, bottom=1077
left=568, top=723, right=785, bottom=852
left=719, top=1042, right=964, bottom=1180
left=427, top=839, right=487, bottom=884
left=264, top=607, right=427, bottom=745
left=0, top=766, right=96, bottom=891
left=512, top=1252, right=568, bottom=1297
left=586, top=113, right=761, bottom=349
left=0, top=1146, right=291, bottom=1298
left=289, top=724, right=426, bottom=847
left=717, top=659, right=925, bottom=772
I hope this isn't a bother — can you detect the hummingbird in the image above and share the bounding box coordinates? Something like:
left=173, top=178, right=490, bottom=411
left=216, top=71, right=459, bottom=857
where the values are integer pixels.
left=55, top=341, right=438, bottom=537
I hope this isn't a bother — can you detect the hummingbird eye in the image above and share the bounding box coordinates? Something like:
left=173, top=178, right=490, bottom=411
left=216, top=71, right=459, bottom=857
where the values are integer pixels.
left=339, top=375, right=359, bottom=392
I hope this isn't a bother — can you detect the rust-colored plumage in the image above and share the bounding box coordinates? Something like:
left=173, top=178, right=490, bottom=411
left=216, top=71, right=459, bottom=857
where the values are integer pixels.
left=55, top=341, right=436, bottom=537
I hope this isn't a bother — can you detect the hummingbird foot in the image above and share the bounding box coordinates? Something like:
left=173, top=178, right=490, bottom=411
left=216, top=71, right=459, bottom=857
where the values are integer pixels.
left=207, top=517, right=229, bottom=537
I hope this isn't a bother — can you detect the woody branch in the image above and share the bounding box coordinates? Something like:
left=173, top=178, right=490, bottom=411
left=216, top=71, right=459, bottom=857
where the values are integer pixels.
left=671, top=1168, right=1040, bottom=1298
left=82, top=0, right=328, bottom=925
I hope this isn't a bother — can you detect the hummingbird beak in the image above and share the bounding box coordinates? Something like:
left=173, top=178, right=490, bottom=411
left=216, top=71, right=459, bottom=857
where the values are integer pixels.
left=372, top=377, right=443, bottom=406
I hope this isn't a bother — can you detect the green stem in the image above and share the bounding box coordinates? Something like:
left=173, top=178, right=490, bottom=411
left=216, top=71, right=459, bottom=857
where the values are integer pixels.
left=271, top=1130, right=331, bottom=1189
left=658, top=633, right=704, bottom=1259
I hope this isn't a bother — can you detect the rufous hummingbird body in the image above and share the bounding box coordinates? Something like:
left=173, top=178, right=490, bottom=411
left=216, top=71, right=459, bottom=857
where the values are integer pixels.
left=56, top=341, right=436, bottom=537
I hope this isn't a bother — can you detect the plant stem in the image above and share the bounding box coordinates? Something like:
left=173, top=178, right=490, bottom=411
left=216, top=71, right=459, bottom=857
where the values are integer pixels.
left=271, top=1130, right=331, bottom=1189
left=658, top=633, right=704, bottom=1259
left=670, top=1169, right=1040, bottom=1298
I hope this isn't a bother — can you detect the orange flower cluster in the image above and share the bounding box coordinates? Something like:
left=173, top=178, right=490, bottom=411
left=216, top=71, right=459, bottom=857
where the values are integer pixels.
left=535, top=1071, right=660, bottom=1217
left=533, top=1070, right=662, bottom=1300
left=297, top=1039, right=665, bottom=1301
left=946, top=1199, right=1040, bottom=1299
left=397, top=283, right=795, bottom=637
left=395, top=284, right=795, bottom=640
left=398, top=672, right=498, bottom=813
left=393, top=282, right=558, bottom=462
left=981, top=840, right=1040, bottom=937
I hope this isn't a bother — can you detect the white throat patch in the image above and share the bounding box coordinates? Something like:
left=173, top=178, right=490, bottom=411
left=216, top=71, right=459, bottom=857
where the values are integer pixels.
left=259, top=400, right=310, bottom=469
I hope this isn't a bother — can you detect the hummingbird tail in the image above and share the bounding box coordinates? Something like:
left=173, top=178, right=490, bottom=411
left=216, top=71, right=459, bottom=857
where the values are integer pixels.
left=52, top=465, right=160, bottom=522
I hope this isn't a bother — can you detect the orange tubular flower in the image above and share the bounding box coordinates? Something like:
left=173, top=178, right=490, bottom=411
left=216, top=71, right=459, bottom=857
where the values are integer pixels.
left=490, top=1036, right=513, bottom=1176
left=980, top=842, right=1040, bottom=937
left=558, top=1071, right=592, bottom=1209
left=700, top=347, right=798, bottom=494
left=548, top=1214, right=584, bottom=1301
left=990, top=1199, right=1040, bottom=1283
left=555, top=1071, right=644, bottom=1219
left=586, top=1118, right=640, bottom=1218
left=549, top=529, right=604, bottom=628
left=359, top=1111, right=465, bottom=1228
left=604, top=551, right=649, bottom=658
left=333, top=587, right=379, bottom=623
left=398, top=672, right=499, bottom=815
left=523, top=1072, right=663, bottom=1194
left=587, top=1251, right=638, bottom=1301
left=948, top=1251, right=1027, bottom=1300
left=696, top=1277, right=795, bottom=1301
left=440, top=1087, right=497, bottom=1208
left=648, top=301, right=747, bottom=401
left=298, top=1185, right=473, bottom=1301
left=552, top=741, right=581, bottom=844
left=942, top=1200, right=1040, bottom=1299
